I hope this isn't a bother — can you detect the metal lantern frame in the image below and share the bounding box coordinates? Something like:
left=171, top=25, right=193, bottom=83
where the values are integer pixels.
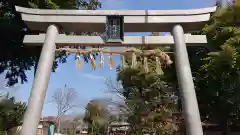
left=106, top=15, right=124, bottom=42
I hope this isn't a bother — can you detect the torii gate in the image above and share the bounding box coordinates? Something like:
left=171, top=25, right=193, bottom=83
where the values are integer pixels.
left=15, top=6, right=217, bottom=135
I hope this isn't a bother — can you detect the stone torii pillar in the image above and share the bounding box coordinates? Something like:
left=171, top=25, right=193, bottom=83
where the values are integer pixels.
left=172, top=25, right=203, bottom=135
left=20, top=25, right=59, bottom=135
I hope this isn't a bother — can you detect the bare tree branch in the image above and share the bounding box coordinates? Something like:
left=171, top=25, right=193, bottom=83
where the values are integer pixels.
left=52, top=84, right=79, bottom=116
left=103, top=77, right=125, bottom=100
left=51, top=84, right=80, bottom=133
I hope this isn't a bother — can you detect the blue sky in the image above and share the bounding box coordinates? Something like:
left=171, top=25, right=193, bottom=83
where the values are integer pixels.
left=0, top=0, right=216, bottom=116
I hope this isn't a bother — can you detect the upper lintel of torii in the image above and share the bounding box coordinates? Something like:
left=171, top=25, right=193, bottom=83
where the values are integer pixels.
left=15, top=6, right=216, bottom=32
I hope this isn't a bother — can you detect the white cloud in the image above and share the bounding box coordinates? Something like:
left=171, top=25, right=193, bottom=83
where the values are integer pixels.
left=101, top=0, right=126, bottom=9
left=82, top=73, right=105, bottom=80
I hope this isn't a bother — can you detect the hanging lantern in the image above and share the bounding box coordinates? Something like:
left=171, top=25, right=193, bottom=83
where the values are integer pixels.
left=106, top=15, right=124, bottom=42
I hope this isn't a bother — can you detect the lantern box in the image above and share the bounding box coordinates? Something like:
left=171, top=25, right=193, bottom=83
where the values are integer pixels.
left=106, top=15, right=124, bottom=43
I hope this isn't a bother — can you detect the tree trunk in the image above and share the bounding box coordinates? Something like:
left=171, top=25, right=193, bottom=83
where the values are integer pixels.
left=57, top=116, right=61, bottom=133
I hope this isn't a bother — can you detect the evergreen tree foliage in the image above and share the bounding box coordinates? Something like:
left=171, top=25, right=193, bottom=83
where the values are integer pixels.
left=0, top=94, right=26, bottom=134
left=117, top=69, right=178, bottom=135
left=83, top=99, right=109, bottom=135
left=116, top=32, right=178, bottom=135
left=194, top=2, right=240, bottom=134
left=0, top=0, right=101, bottom=86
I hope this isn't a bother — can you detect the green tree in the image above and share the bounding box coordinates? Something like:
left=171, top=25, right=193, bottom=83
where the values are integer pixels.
left=193, top=3, right=240, bottom=135
left=83, top=99, right=110, bottom=135
left=0, top=0, right=101, bottom=86
left=117, top=68, right=178, bottom=135
left=113, top=32, right=178, bottom=135
left=0, top=94, right=27, bottom=134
